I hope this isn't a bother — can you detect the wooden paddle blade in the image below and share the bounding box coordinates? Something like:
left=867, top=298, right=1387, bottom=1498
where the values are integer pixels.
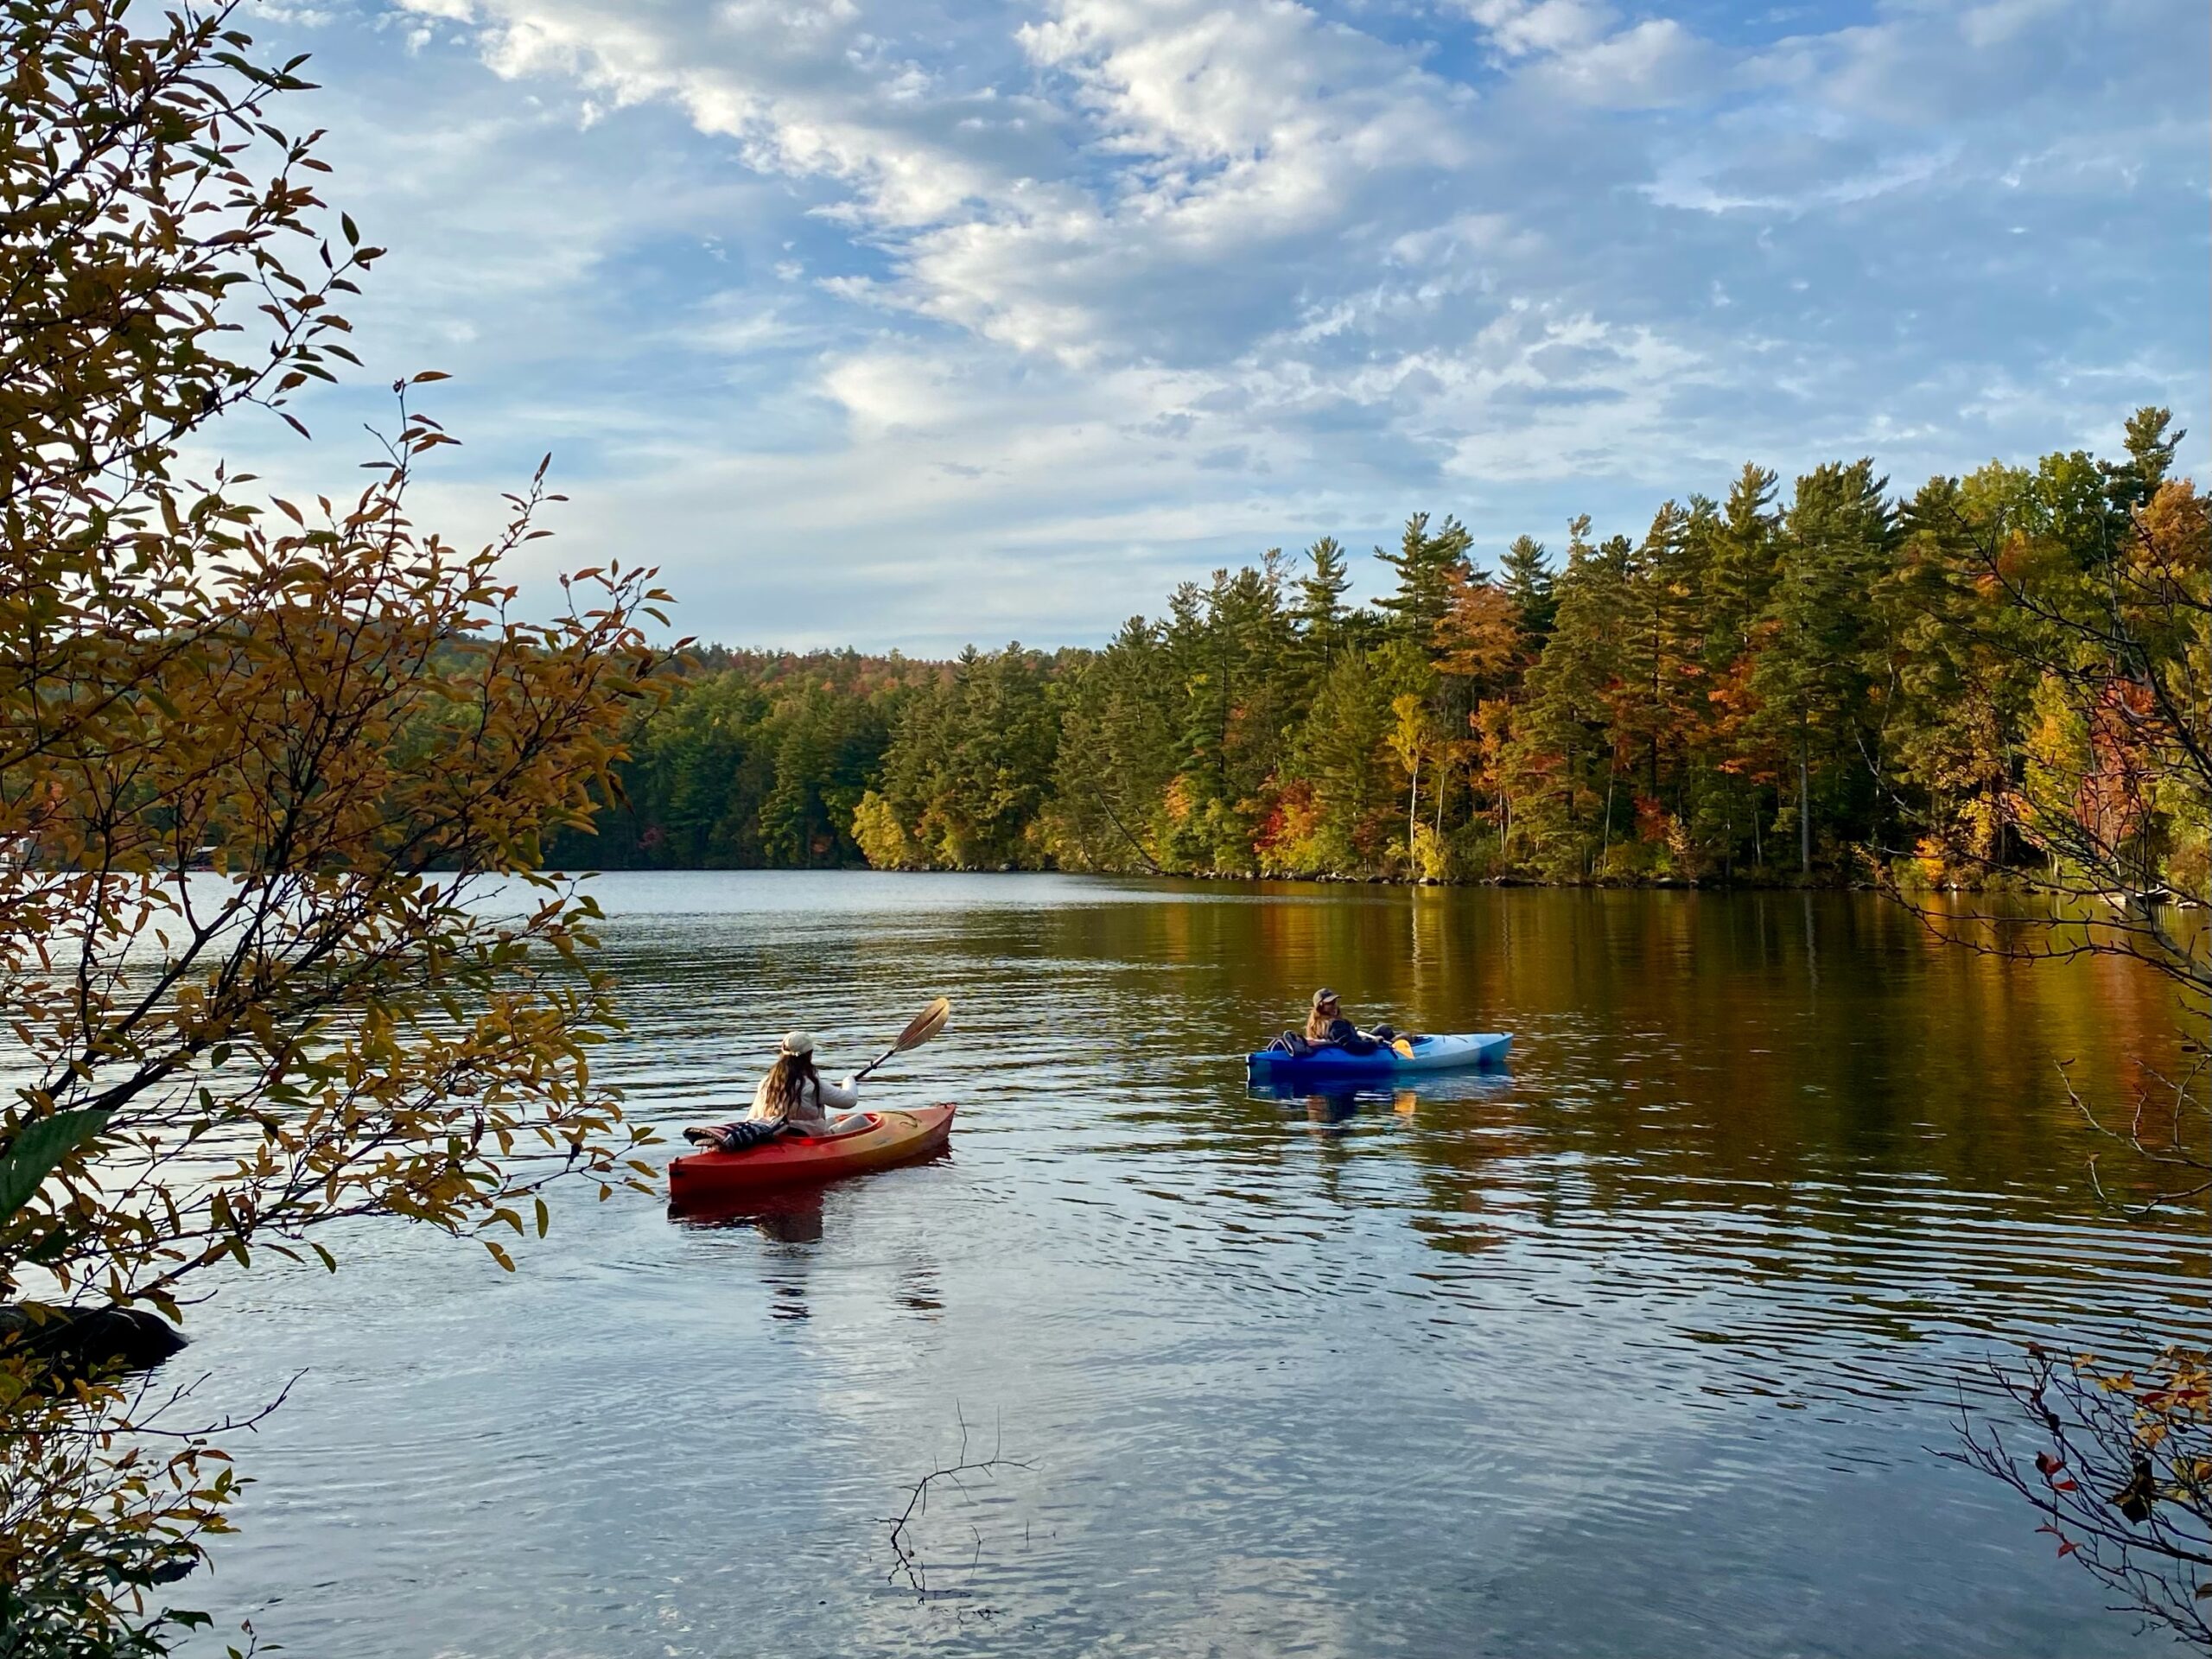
left=893, top=996, right=950, bottom=1052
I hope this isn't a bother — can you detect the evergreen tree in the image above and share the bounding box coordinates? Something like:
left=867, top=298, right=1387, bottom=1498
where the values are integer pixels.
left=2101, top=405, right=2183, bottom=516
left=1510, top=516, right=1628, bottom=878
left=1375, top=512, right=1473, bottom=643
left=1292, top=648, right=1396, bottom=870
left=1499, top=533, right=1556, bottom=641
left=1043, top=619, right=1179, bottom=871
left=1703, top=463, right=1782, bottom=664
left=1296, top=536, right=1352, bottom=657
left=1749, top=461, right=1898, bottom=874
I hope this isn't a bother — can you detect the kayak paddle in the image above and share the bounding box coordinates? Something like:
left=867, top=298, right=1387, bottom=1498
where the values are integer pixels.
left=853, top=996, right=951, bottom=1083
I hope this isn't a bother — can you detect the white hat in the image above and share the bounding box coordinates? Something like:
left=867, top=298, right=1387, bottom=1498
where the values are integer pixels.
left=779, top=1031, right=815, bottom=1057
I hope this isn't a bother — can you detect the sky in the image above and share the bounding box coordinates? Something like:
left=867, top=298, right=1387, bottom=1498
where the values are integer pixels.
left=240, top=0, right=2209, bottom=654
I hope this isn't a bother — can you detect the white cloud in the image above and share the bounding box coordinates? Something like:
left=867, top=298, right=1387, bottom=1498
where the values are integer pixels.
left=213, top=0, right=2212, bottom=648
left=1528, top=18, right=1720, bottom=108
left=1456, top=0, right=1615, bottom=60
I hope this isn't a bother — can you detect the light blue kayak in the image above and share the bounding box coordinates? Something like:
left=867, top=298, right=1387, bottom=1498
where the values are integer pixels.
left=1245, top=1031, right=1512, bottom=1080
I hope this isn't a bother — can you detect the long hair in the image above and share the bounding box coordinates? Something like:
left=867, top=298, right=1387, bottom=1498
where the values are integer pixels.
left=763, top=1050, right=822, bottom=1114
left=1306, top=1002, right=1340, bottom=1043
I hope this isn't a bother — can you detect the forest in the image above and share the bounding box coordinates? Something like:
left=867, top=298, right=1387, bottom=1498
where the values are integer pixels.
left=550, top=409, right=2205, bottom=887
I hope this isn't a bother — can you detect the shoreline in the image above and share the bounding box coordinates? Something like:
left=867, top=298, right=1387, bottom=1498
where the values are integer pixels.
left=560, top=862, right=1942, bottom=893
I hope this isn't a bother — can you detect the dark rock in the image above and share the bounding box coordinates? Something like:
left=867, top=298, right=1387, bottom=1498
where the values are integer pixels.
left=0, top=1302, right=188, bottom=1382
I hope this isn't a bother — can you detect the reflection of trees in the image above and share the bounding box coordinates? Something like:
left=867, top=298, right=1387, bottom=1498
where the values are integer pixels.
left=1058, top=887, right=2205, bottom=1400
left=1101, top=887, right=2188, bottom=1211
left=632, top=880, right=2200, bottom=1402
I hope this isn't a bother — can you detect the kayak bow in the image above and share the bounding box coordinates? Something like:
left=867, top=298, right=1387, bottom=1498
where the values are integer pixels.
left=667, top=1104, right=955, bottom=1203
left=1245, top=1032, right=1511, bottom=1079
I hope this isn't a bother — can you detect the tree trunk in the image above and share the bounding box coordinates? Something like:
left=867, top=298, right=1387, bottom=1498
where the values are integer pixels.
left=1433, top=757, right=1446, bottom=852
left=1408, top=757, right=1421, bottom=874
left=1600, top=754, right=1617, bottom=876
left=1797, top=728, right=1812, bottom=876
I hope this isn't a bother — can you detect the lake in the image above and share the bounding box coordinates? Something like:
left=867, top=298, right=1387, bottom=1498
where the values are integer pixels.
left=176, top=872, right=2207, bottom=1656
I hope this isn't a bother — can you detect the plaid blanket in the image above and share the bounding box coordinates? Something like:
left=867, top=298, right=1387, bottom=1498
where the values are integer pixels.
left=682, top=1118, right=787, bottom=1153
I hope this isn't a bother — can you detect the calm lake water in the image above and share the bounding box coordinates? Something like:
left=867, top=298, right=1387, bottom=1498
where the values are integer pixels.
left=175, top=872, right=2208, bottom=1657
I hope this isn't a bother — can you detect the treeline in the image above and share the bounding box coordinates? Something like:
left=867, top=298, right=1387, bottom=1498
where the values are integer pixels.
left=554, top=410, right=2202, bottom=886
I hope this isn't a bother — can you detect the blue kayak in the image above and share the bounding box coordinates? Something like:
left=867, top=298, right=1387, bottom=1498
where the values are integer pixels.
left=1246, top=1031, right=1512, bottom=1079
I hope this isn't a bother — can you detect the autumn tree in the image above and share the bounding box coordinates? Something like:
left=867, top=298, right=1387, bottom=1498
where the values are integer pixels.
left=1901, top=411, right=2210, bottom=1645
left=1611, top=500, right=1708, bottom=868
left=1432, top=567, right=1525, bottom=870
left=1512, top=518, right=1629, bottom=878
left=0, top=3, right=671, bottom=1646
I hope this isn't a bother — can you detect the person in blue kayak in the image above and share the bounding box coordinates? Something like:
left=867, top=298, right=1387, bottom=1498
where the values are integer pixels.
left=1298, top=988, right=1402, bottom=1056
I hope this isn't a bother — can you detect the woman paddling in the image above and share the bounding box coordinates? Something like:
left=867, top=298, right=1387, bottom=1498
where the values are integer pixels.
left=683, top=1031, right=866, bottom=1150
left=1297, top=988, right=1405, bottom=1057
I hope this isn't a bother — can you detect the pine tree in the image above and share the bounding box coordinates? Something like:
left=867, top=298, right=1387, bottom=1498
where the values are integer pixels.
left=1296, top=536, right=1351, bottom=648
left=1375, top=512, right=1472, bottom=643
left=2101, top=405, right=2183, bottom=518
left=1749, top=461, right=1898, bottom=874
left=1292, top=649, right=1395, bottom=871
left=1042, top=617, right=1179, bottom=872
left=1703, top=463, right=1781, bottom=664
left=1499, top=533, right=1556, bottom=641
left=1510, top=516, right=1628, bottom=878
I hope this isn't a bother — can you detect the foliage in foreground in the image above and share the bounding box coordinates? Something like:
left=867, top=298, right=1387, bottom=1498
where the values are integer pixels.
left=1959, top=1344, right=2212, bottom=1647
left=1873, top=397, right=2210, bottom=1642
left=0, top=2, right=671, bottom=1649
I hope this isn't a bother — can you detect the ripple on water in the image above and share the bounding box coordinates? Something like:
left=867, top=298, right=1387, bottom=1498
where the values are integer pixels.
left=167, top=874, right=2207, bottom=1659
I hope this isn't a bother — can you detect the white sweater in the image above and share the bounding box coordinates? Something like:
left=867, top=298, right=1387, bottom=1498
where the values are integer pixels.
left=746, top=1071, right=860, bottom=1134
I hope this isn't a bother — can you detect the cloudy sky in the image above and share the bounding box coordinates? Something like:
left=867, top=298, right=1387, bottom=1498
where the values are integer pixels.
left=245, top=0, right=2207, bottom=653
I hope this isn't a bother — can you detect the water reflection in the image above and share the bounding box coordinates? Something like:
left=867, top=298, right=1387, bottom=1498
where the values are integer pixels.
left=665, top=1163, right=956, bottom=1328
left=1247, top=1071, right=1520, bottom=1141
left=671, top=1185, right=830, bottom=1243
left=173, top=874, right=2207, bottom=1659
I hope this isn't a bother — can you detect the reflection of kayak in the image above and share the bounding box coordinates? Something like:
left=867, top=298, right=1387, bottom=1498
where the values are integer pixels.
left=1246, top=1068, right=1514, bottom=1108
left=668, top=1105, right=955, bottom=1203
left=1245, top=1032, right=1511, bottom=1079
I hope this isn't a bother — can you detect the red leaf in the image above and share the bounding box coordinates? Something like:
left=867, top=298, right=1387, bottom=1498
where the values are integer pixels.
left=2051, top=1479, right=2079, bottom=1492
left=2036, top=1452, right=2064, bottom=1477
left=2057, top=1541, right=2080, bottom=1558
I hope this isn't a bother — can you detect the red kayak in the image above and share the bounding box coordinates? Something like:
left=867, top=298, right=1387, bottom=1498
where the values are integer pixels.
left=667, top=1104, right=956, bottom=1203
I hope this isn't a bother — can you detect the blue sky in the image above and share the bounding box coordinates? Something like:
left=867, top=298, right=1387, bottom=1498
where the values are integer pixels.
left=242, top=0, right=2208, bottom=653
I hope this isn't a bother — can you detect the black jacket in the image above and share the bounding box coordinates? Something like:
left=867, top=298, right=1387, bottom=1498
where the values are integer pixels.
left=1314, top=1016, right=1390, bottom=1056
